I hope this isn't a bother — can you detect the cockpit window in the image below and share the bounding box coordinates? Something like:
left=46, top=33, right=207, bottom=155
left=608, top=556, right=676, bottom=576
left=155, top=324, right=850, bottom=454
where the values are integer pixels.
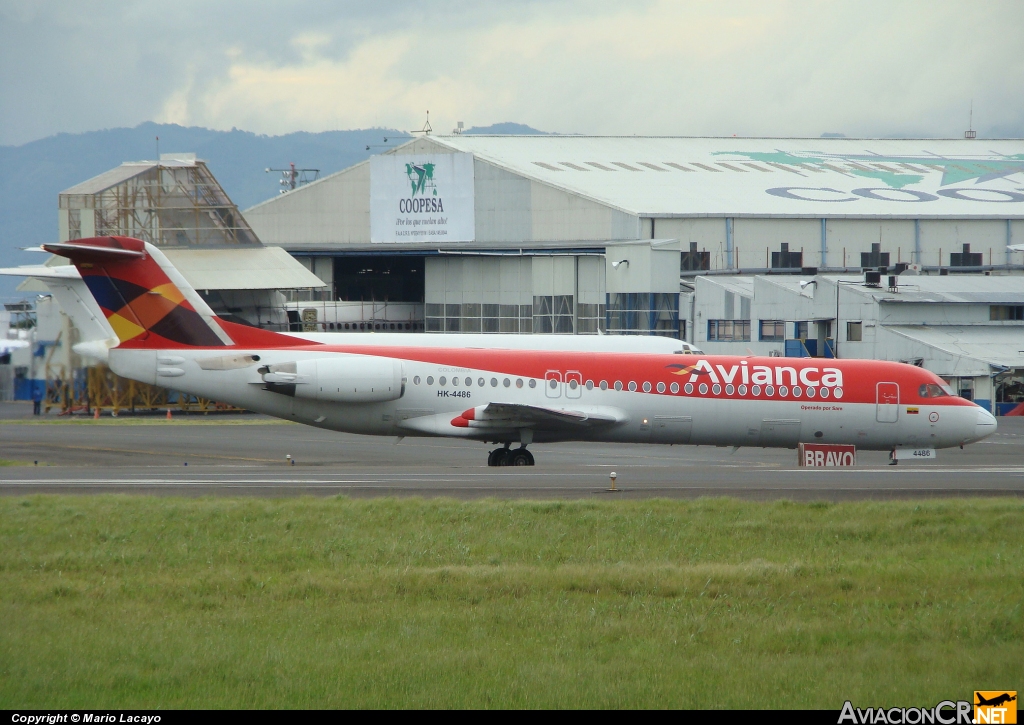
left=919, top=383, right=950, bottom=398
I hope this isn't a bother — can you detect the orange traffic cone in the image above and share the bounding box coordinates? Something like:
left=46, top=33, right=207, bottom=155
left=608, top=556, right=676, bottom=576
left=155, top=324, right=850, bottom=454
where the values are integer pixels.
left=166, top=409, right=173, bottom=420
left=93, top=408, right=99, bottom=420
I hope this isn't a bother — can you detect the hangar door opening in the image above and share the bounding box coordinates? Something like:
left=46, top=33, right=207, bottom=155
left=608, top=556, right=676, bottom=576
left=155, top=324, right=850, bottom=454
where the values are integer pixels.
left=333, top=256, right=425, bottom=303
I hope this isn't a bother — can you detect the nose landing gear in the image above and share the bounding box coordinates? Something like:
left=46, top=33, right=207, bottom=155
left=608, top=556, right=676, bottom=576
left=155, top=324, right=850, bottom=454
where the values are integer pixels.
left=487, top=444, right=535, bottom=466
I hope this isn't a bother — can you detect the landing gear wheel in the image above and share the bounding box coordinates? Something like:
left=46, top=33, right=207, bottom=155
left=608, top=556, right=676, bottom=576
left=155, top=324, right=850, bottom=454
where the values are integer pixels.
left=487, top=448, right=506, bottom=467
left=510, top=448, right=534, bottom=466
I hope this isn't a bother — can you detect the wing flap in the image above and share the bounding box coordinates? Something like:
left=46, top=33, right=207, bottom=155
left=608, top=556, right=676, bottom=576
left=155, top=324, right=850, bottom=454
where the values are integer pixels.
left=451, top=402, right=626, bottom=431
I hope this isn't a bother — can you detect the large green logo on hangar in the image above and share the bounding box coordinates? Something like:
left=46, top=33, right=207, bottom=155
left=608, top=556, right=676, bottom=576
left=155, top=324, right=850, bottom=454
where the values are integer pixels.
left=714, top=150, right=1024, bottom=189
left=405, top=162, right=437, bottom=197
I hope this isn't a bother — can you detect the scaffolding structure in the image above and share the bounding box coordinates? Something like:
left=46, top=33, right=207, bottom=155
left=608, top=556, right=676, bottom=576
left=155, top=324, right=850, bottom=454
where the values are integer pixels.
left=46, top=154, right=261, bottom=413
left=59, top=155, right=259, bottom=247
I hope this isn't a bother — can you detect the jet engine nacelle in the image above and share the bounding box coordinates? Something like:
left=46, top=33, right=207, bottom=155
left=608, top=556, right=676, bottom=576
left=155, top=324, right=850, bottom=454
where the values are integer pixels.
left=261, top=356, right=404, bottom=403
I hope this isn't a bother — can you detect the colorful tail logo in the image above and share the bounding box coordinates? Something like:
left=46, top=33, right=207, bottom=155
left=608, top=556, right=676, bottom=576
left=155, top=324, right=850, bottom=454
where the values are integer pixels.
left=665, top=363, right=712, bottom=377
left=43, top=236, right=231, bottom=348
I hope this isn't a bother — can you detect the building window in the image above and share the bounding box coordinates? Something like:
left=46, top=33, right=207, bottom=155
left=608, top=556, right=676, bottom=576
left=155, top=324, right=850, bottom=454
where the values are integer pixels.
left=681, top=242, right=710, bottom=272
left=607, top=293, right=679, bottom=337
left=759, top=320, right=785, bottom=341
left=847, top=321, right=863, bottom=341
left=793, top=321, right=808, bottom=339
left=577, top=303, right=606, bottom=334
left=951, top=244, right=983, bottom=267
left=707, top=319, right=751, bottom=341
left=861, top=242, right=890, bottom=270
left=991, top=305, right=1024, bottom=321
left=771, top=243, right=802, bottom=269
left=533, top=296, right=573, bottom=334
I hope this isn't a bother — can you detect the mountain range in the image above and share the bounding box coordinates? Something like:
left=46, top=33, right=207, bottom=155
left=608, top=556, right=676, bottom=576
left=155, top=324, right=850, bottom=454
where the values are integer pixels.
left=0, top=121, right=544, bottom=301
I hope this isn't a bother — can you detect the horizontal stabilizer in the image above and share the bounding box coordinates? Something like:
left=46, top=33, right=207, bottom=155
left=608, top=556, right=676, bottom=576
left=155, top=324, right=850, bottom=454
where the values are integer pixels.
left=42, top=242, right=146, bottom=262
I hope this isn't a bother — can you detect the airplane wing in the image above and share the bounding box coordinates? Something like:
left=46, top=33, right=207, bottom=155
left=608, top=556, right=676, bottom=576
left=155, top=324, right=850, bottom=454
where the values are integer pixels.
left=453, top=402, right=626, bottom=431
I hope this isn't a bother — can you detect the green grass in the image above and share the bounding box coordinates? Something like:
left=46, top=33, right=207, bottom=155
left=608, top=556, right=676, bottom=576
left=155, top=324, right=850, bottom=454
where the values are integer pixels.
left=0, top=496, right=1020, bottom=708
left=0, top=459, right=30, bottom=466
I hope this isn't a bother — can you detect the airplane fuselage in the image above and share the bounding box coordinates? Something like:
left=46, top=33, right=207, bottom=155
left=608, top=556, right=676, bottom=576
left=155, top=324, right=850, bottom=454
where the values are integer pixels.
left=110, top=345, right=995, bottom=451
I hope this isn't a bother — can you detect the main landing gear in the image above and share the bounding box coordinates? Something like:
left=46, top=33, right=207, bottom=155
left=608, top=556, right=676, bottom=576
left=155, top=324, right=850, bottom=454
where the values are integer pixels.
left=487, top=444, right=535, bottom=467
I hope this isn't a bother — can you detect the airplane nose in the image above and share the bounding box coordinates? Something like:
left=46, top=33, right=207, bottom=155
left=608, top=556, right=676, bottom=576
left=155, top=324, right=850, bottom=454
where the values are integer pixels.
left=973, top=408, right=998, bottom=442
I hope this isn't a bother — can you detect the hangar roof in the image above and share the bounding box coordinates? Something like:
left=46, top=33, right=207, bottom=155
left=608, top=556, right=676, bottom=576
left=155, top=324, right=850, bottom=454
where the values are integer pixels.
left=427, top=136, right=1024, bottom=219
left=844, top=274, right=1024, bottom=304
left=885, top=325, right=1024, bottom=371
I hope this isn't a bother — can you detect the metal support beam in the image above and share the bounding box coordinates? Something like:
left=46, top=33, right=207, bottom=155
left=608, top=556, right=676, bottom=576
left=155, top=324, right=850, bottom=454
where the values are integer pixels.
left=820, top=218, right=827, bottom=267
left=725, top=218, right=734, bottom=269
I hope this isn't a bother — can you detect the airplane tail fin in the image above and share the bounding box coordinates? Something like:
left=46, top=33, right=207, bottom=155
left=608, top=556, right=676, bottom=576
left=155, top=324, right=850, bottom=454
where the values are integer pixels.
left=42, top=236, right=309, bottom=350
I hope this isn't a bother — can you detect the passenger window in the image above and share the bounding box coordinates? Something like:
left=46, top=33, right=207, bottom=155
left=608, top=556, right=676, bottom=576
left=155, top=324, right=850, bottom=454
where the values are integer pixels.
left=491, top=378, right=498, bottom=387
left=427, top=376, right=434, bottom=385
left=478, top=378, right=485, bottom=387
left=439, top=376, right=446, bottom=385
left=503, top=378, right=511, bottom=387
left=586, top=380, right=594, bottom=390
left=516, top=379, right=524, bottom=388
left=614, top=381, right=623, bottom=391
left=529, top=379, right=536, bottom=388
left=413, top=376, right=421, bottom=385
left=600, top=381, right=608, bottom=390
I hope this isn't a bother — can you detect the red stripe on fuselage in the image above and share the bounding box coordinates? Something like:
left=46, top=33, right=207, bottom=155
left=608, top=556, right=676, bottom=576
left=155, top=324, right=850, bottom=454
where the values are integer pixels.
left=254, top=345, right=973, bottom=408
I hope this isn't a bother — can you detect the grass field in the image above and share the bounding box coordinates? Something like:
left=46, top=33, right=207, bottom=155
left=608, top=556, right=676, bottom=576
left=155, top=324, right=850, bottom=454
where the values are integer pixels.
left=0, top=496, right=1020, bottom=708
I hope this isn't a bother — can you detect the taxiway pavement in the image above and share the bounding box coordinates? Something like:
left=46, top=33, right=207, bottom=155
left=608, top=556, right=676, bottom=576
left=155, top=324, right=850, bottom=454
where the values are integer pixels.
left=1, top=405, right=1022, bottom=500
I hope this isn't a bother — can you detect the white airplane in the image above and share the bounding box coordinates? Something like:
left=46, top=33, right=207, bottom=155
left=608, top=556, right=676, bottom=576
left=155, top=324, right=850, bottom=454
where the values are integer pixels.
left=13, top=236, right=1000, bottom=466
left=0, top=262, right=703, bottom=362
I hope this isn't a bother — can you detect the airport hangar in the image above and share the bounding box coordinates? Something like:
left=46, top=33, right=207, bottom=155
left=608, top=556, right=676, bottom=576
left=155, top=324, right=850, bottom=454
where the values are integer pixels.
left=243, top=135, right=1024, bottom=414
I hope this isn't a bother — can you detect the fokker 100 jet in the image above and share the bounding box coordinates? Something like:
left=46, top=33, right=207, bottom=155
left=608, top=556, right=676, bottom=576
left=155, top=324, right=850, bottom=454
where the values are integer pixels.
left=22, top=236, right=999, bottom=466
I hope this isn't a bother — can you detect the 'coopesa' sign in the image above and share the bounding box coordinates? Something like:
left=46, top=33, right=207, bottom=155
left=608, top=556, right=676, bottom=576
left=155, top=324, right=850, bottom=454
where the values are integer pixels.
left=370, top=152, right=475, bottom=243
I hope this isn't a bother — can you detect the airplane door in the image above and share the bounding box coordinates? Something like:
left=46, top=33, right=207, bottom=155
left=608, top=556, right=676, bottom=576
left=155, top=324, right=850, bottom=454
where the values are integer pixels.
left=876, top=382, right=899, bottom=423
left=565, top=370, right=582, bottom=399
left=545, top=370, right=562, bottom=398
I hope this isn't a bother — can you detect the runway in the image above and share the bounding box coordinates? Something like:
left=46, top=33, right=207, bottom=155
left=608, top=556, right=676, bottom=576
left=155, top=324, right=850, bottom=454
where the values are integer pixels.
left=2, top=405, right=1023, bottom=500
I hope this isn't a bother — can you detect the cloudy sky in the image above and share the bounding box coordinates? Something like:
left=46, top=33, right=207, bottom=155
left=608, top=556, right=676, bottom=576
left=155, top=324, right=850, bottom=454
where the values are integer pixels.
left=2, top=0, right=1022, bottom=146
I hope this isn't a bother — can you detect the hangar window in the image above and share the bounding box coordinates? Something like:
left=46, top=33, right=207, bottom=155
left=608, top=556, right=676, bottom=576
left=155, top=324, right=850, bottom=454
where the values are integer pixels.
left=847, top=321, right=863, bottom=341
left=707, top=319, right=750, bottom=342
left=950, top=244, right=983, bottom=267
left=577, top=303, right=606, bottom=334
left=681, top=242, right=711, bottom=272
left=533, top=295, right=574, bottom=334
left=759, top=320, right=785, bottom=341
left=991, top=305, right=1024, bottom=321
left=607, top=293, right=679, bottom=337
left=860, top=242, right=890, bottom=270
left=772, top=243, right=802, bottom=270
